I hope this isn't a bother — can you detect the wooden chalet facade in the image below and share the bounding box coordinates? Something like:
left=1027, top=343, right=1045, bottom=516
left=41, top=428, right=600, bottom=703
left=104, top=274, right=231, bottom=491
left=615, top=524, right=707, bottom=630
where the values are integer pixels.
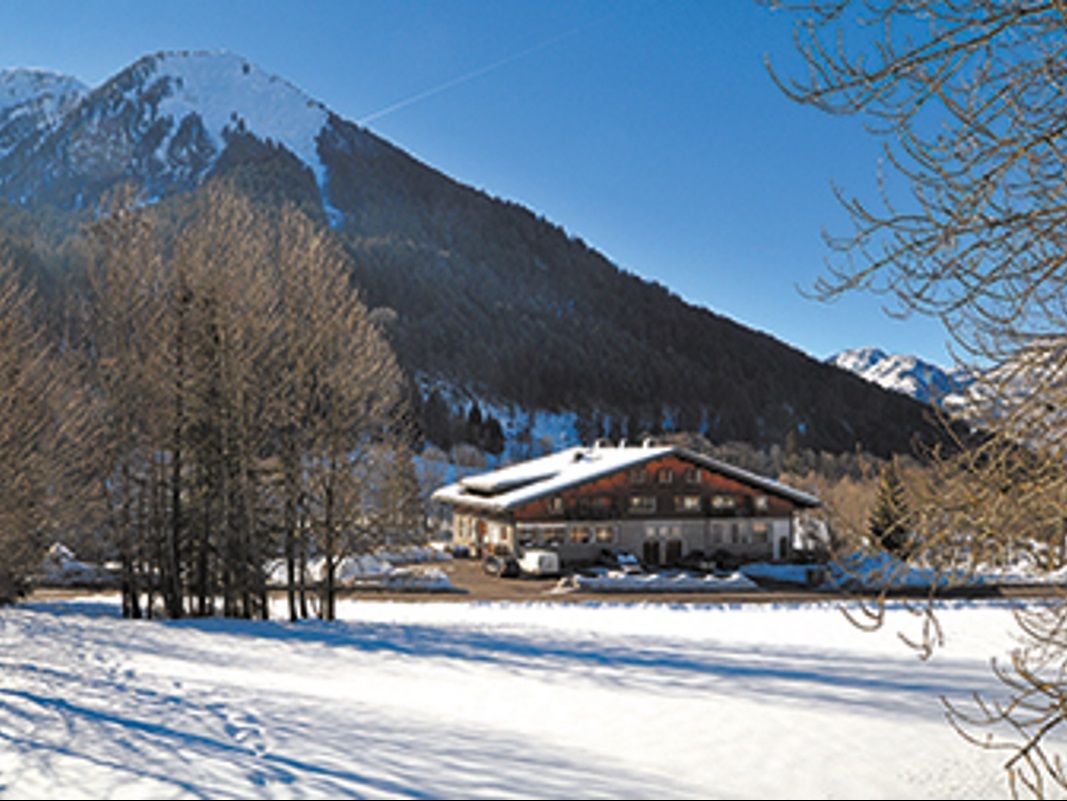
left=432, top=443, right=820, bottom=567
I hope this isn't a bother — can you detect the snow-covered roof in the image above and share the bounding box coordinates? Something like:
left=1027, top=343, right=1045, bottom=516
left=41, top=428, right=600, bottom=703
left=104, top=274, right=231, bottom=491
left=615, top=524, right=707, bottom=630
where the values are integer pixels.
left=431, top=444, right=820, bottom=512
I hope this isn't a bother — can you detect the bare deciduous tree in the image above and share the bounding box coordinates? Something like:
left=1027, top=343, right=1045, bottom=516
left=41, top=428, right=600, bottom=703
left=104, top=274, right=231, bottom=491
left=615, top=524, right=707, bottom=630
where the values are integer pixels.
left=0, top=259, right=96, bottom=601
left=77, top=185, right=409, bottom=622
left=766, top=1, right=1067, bottom=794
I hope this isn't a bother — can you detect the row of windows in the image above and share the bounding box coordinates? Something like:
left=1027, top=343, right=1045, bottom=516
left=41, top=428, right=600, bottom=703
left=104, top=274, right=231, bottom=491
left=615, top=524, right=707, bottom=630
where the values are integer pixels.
left=517, top=525, right=617, bottom=548
left=471, top=517, right=778, bottom=550
left=548, top=492, right=772, bottom=515
left=629, top=467, right=703, bottom=485
left=641, top=521, right=772, bottom=545
left=627, top=494, right=770, bottom=514
left=628, top=495, right=703, bottom=513
left=707, top=520, right=771, bottom=545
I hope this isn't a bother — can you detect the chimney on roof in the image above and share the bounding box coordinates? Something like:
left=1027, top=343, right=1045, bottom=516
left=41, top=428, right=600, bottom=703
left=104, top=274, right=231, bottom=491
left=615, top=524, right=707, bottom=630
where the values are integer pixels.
left=643, top=437, right=656, bottom=448
left=618, top=438, right=627, bottom=448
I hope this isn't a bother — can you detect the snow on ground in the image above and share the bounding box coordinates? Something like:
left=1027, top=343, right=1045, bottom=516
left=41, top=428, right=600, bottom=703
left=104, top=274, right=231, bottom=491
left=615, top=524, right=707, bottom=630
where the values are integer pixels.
left=826, top=552, right=1067, bottom=591
left=0, top=595, right=1053, bottom=799
left=36, top=543, right=115, bottom=588
left=557, top=570, right=758, bottom=593
left=264, top=553, right=458, bottom=593
left=741, top=554, right=1067, bottom=592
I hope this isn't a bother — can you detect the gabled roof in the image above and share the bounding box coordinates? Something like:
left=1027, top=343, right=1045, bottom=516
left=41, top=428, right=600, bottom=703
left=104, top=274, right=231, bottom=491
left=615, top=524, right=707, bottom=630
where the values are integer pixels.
left=431, top=444, right=820, bottom=513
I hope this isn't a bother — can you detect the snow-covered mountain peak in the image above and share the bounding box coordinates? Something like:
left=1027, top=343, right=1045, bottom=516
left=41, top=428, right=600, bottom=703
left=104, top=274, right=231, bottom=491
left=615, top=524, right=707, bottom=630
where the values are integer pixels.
left=0, top=68, right=87, bottom=162
left=829, top=347, right=966, bottom=406
left=0, top=50, right=346, bottom=212
left=829, top=347, right=888, bottom=375
left=135, top=51, right=328, bottom=138
left=0, top=68, right=86, bottom=114
left=119, top=51, right=331, bottom=183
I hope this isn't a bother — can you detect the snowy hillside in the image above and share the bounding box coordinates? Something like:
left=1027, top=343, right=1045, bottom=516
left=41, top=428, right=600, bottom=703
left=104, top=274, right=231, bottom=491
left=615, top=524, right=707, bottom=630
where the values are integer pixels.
left=0, top=69, right=85, bottom=118
left=0, top=596, right=1032, bottom=798
left=0, top=51, right=340, bottom=213
left=146, top=51, right=328, bottom=179
left=829, top=347, right=967, bottom=406
left=0, top=68, right=85, bottom=161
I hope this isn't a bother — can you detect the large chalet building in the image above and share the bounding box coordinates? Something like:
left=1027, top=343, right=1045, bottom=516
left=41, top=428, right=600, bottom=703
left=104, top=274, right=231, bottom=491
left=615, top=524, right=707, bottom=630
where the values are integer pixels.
left=432, top=442, right=820, bottom=566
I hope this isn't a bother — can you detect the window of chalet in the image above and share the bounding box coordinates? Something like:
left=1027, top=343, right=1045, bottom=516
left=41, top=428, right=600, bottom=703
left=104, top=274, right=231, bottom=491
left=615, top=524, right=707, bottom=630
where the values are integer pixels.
left=685, top=467, right=702, bottom=484
left=657, top=468, right=674, bottom=484
left=541, top=527, right=564, bottom=546
left=675, top=495, right=702, bottom=512
left=708, top=524, right=723, bottom=545
left=628, top=468, right=648, bottom=484
left=711, top=495, right=737, bottom=511
left=595, top=526, right=616, bottom=543
left=548, top=495, right=564, bottom=514
left=591, top=496, right=613, bottom=513
left=752, top=521, right=769, bottom=544
left=570, top=526, right=592, bottom=544
left=754, top=495, right=770, bottom=513
left=629, top=495, right=657, bottom=514
left=517, top=528, right=537, bottom=547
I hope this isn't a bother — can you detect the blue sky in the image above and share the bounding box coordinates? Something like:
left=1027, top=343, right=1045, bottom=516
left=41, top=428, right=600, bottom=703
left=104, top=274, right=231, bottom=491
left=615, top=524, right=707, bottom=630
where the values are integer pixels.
left=0, top=0, right=952, bottom=365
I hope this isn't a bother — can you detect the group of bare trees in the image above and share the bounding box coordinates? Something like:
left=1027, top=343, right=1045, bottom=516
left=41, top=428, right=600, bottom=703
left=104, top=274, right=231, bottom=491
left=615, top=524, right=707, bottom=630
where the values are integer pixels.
left=767, top=0, right=1067, bottom=794
left=0, top=185, right=420, bottom=620
left=0, top=261, right=95, bottom=602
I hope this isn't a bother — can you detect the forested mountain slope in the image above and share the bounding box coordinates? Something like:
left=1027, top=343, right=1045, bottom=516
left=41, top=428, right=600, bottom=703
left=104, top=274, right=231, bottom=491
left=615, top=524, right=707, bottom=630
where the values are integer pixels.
left=0, top=51, right=945, bottom=456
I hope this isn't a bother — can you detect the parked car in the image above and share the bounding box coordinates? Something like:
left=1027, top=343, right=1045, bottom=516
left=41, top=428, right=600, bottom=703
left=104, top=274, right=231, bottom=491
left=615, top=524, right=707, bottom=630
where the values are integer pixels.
left=518, top=549, right=561, bottom=577
left=711, top=549, right=742, bottom=571
left=597, top=547, right=643, bottom=574
left=482, top=554, right=520, bottom=578
left=680, top=550, right=717, bottom=573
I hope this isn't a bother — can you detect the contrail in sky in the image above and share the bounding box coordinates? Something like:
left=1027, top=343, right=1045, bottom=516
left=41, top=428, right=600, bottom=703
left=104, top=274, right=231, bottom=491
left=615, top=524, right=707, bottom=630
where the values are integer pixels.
left=357, top=16, right=612, bottom=126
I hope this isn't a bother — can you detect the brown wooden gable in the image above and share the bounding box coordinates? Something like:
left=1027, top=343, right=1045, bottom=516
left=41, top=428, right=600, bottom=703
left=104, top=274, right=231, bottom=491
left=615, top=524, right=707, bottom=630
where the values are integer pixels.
left=513, top=452, right=798, bottom=522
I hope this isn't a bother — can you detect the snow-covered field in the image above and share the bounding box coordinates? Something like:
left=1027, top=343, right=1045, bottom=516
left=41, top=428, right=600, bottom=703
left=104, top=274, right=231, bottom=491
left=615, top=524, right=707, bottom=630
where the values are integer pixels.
left=0, top=596, right=1053, bottom=799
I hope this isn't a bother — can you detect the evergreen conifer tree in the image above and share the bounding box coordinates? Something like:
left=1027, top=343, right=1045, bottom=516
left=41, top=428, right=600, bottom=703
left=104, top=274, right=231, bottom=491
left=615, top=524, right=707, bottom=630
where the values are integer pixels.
left=868, top=460, right=910, bottom=556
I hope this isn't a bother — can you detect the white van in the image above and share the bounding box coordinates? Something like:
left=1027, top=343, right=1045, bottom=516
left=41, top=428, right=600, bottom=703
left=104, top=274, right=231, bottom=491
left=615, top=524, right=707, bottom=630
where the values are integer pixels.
left=518, top=549, right=561, bottom=577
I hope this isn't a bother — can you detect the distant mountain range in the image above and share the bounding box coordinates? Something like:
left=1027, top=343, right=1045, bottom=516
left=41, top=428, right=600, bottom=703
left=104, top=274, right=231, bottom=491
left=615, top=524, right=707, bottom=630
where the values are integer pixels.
left=827, top=348, right=969, bottom=406
left=0, top=51, right=950, bottom=457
